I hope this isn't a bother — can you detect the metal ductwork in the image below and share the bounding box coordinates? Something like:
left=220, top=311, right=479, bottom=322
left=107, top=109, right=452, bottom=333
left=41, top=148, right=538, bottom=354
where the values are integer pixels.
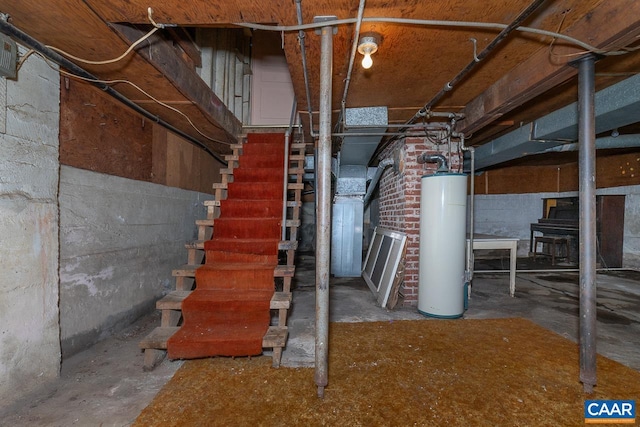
left=543, top=134, right=640, bottom=153
left=470, top=72, right=640, bottom=170
left=331, top=107, right=389, bottom=277
left=340, top=106, right=389, bottom=164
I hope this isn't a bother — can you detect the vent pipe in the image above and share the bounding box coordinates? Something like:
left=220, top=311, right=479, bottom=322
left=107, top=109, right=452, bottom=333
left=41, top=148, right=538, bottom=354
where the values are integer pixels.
left=417, top=153, right=449, bottom=172
left=363, top=158, right=393, bottom=206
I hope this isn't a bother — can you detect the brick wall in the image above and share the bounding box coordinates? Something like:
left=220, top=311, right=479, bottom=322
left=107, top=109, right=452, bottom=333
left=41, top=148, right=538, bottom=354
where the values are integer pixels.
left=378, top=136, right=463, bottom=306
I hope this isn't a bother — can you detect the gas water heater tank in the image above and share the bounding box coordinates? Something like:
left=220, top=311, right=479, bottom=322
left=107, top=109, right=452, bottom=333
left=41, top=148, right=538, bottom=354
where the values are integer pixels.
left=418, top=173, right=467, bottom=318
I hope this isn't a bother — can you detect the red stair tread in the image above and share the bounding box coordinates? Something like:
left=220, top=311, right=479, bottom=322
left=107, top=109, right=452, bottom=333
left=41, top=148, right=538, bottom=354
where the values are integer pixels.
left=167, top=133, right=286, bottom=359
left=198, top=262, right=277, bottom=270
left=167, top=322, right=269, bottom=358
left=219, top=198, right=282, bottom=215
left=205, top=251, right=277, bottom=265
left=233, top=168, right=284, bottom=182
left=226, top=182, right=284, bottom=200
left=195, top=266, right=275, bottom=291
left=204, top=238, right=280, bottom=255
left=213, top=218, right=281, bottom=239
left=183, top=288, right=273, bottom=302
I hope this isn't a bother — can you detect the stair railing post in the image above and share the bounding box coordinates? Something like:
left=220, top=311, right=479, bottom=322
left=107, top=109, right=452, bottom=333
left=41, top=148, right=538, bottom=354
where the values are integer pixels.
left=314, top=16, right=336, bottom=399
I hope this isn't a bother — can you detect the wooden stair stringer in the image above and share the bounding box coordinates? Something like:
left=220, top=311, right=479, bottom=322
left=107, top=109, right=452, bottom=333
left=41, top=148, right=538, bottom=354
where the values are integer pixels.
left=139, top=135, right=307, bottom=370
left=263, top=137, right=308, bottom=367
left=139, top=141, right=242, bottom=370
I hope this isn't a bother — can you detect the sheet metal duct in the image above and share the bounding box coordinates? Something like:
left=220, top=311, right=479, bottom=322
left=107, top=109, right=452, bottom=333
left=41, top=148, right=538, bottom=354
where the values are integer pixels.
left=331, top=107, right=389, bottom=277
left=340, top=106, right=388, bottom=165
left=470, top=73, right=640, bottom=170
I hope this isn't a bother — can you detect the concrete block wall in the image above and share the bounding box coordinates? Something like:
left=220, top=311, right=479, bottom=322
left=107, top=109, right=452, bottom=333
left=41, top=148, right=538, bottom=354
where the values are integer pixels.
left=378, top=136, right=463, bottom=306
left=59, top=166, right=208, bottom=357
left=622, top=189, right=640, bottom=269
left=0, top=45, right=219, bottom=407
left=472, top=185, right=640, bottom=269
left=0, top=52, right=61, bottom=406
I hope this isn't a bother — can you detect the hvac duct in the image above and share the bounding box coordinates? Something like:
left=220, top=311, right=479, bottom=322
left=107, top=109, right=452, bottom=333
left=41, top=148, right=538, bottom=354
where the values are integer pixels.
left=331, top=106, right=388, bottom=277
left=418, top=173, right=467, bottom=318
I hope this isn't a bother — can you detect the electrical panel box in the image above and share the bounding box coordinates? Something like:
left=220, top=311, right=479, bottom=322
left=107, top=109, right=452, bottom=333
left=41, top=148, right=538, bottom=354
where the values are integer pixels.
left=0, top=34, right=17, bottom=79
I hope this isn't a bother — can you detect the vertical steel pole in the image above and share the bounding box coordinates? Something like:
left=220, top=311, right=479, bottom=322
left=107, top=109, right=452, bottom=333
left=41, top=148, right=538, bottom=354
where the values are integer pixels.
left=314, top=17, right=335, bottom=399
left=577, top=54, right=597, bottom=393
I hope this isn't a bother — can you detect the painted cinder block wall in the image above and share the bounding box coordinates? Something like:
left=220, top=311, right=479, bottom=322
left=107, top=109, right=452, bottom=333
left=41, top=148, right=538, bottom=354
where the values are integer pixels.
left=378, top=136, right=463, bottom=306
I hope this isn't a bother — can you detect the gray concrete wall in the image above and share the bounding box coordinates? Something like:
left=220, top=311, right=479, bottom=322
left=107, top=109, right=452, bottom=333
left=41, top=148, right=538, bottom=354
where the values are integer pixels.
left=59, top=166, right=208, bottom=357
left=471, top=185, right=640, bottom=268
left=0, top=52, right=61, bottom=405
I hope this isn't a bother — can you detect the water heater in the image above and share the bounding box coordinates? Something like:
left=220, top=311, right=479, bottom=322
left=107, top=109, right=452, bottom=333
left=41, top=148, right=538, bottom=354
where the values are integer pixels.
left=418, top=173, right=467, bottom=318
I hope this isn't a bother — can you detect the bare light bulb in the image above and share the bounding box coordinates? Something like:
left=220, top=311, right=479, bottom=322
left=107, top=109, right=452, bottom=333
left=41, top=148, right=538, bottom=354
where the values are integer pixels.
left=358, top=36, right=378, bottom=70
left=362, top=52, right=373, bottom=69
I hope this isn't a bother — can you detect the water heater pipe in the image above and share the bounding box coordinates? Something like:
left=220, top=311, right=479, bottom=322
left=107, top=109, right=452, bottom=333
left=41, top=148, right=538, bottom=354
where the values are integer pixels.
left=460, top=136, right=475, bottom=285
left=417, top=153, right=449, bottom=172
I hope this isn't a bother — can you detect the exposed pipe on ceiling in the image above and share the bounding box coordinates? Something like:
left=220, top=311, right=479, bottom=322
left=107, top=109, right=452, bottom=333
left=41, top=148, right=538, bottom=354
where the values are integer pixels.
left=0, top=16, right=228, bottom=166
left=338, top=0, right=367, bottom=130
left=406, top=0, right=547, bottom=126
left=369, top=0, right=546, bottom=164
left=295, top=0, right=315, bottom=137
left=236, top=16, right=624, bottom=57
left=369, top=115, right=460, bottom=165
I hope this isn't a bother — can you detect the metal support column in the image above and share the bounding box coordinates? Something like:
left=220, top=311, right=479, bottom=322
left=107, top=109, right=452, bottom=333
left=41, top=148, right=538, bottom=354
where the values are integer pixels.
left=314, top=17, right=336, bottom=399
left=577, top=54, right=597, bottom=393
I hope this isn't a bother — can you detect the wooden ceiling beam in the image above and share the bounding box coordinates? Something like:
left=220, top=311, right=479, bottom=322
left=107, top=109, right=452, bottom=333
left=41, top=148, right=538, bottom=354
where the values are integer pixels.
left=460, top=0, right=640, bottom=137
left=112, top=24, right=241, bottom=146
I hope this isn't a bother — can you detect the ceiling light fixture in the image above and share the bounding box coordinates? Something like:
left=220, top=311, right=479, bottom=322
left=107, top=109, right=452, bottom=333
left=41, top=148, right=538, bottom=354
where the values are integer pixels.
left=357, top=35, right=378, bottom=69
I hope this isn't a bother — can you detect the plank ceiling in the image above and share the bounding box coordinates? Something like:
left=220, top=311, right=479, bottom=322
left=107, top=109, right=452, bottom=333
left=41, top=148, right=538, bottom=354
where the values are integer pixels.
left=2, top=0, right=640, bottom=162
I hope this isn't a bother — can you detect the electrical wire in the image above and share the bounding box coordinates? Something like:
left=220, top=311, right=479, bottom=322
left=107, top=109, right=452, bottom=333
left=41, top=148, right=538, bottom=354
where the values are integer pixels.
left=234, top=17, right=636, bottom=57
left=16, top=48, right=35, bottom=71
left=29, top=6, right=228, bottom=146
left=1, top=14, right=228, bottom=164
left=34, top=50, right=231, bottom=146
left=43, top=8, right=173, bottom=66
left=46, top=27, right=159, bottom=66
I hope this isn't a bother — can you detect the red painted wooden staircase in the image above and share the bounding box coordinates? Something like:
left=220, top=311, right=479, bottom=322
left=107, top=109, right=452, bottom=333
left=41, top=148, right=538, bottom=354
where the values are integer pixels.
left=167, top=134, right=284, bottom=358
left=139, top=133, right=306, bottom=369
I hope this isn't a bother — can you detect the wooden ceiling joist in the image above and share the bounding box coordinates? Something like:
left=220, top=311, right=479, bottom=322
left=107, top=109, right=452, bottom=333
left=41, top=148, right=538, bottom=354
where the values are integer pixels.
left=112, top=23, right=242, bottom=149
left=460, top=0, right=640, bottom=137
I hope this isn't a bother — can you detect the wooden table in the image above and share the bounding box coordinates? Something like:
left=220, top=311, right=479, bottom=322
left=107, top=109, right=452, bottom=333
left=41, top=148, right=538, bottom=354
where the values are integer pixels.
left=467, top=235, right=519, bottom=297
